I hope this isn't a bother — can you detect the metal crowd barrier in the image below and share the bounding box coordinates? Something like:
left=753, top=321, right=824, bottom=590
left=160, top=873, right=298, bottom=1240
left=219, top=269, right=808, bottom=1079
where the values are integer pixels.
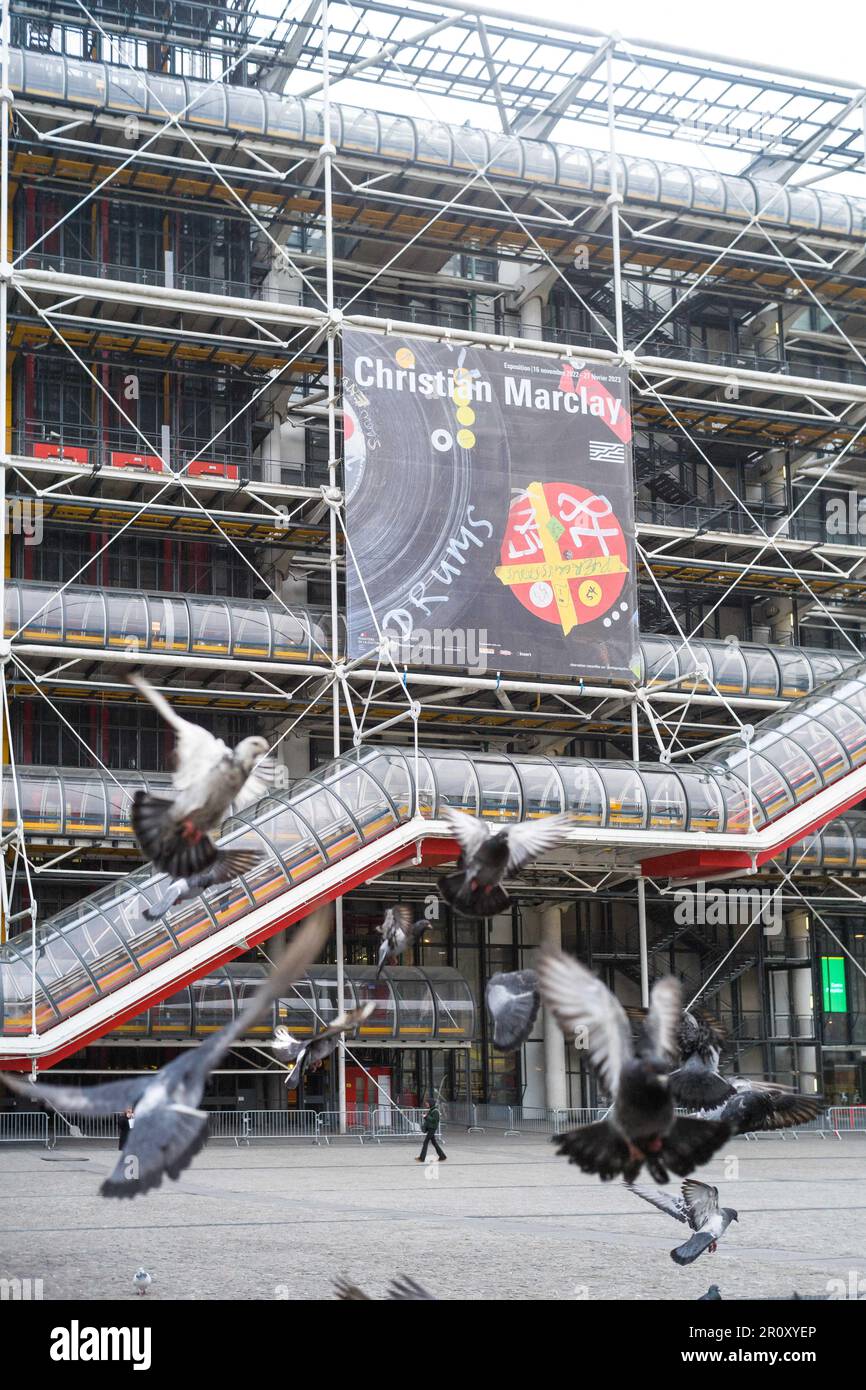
left=827, top=1106, right=866, bottom=1137
left=206, top=1109, right=319, bottom=1144
left=443, top=1103, right=607, bottom=1135
left=315, top=1107, right=431, bottom=1144
left=0, top=1111, right=50, bottom=1146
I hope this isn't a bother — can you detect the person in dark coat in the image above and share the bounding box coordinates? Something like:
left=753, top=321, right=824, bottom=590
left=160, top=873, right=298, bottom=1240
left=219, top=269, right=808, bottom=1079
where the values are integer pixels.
left=118, top=1106, right=135, bottom=1151
left=415, top=1100, right=446, bottom=1163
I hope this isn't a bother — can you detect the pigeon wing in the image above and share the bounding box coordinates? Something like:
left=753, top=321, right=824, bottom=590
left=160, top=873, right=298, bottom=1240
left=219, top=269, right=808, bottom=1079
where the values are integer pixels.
left=627, top=1184, right=689, bottom=1223
left=485, top=970, right=540, bottom=1050
left=233, top=757, right=279, bottom=812
left=505, top=812, right=575, bottom=873
left=127, top=671, right=222, bottom=794
left=642, top=977, right=682, bottom=1065
left=440, top=805, right=490, bottom=858
left=537, top=949, right=632, bottom=1097
left=1, top=1071, right=149, bottom=1117
left=681, top=1180, right=720, bottom=1230
left=101, top=1101, right=210, bottom=1198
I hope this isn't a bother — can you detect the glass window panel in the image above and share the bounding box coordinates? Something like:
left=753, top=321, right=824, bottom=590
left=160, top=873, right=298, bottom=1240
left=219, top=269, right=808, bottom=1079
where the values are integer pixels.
left=560, top=762, right=605, bottom=826
left=321, top=762, right=396, bottom=840
left=72, top=910, right=138, bottom=996
left=787, top=187, right=820, bottom=231
left=516, top=760, right=565, bottom=815
left=692, top=171, right=725, bottom=211
left=232, top=601, right=272, bottom=657
left=818, top=193, right=851, bottom=236
left=752, top=179, right=788, bottom=223
left=0, top=948, right=57, bottom=1034
left=640, top=768, right=686, bottom=831
left=151, top=985, right=193, bottom=1035
left=780, top=710, right=849, bottom=785
left=391, top=968, right=435, bottom=1038
left=450, top=126, right=490, bottom=172
left=625, top=160, right=660, bottom=199
left=487, top=137, right=522, bottom=178
left=341, top=108, right=380, bottom=152
left=522, top=139, right=556, bottom=181
left=264, top=93, right=304, bottom=140
left=415, top=120, right=453, bottom=165
left=19, top=772, right=62, bottom=833
left=149, top=595, right=189, bottom=652
left=641, top=635, right=678, bottom=684
left=189, top=596, right=231, bottom=654
left=185, top=85, right=227, bottom=125
left=777, top=647, right=813, bottom=698
left=105, top=776, right=140, bottom=836
left=64, top=588, right=106, bottom=644
left=556, top=145, right=591, bottom=189
left=724, top=177, right=756, bottom=218
left=474, top=758, right=521, bottom=821
left=232, top=973, right=274, bottom=1036
left=275, top=975, right=317, bottom=1036
left=64, top=59, right=106, bottom=106
left=722, top=749, right=793, bottom=821
left=427, top=968, right=473, bottom=1040
left=62, top=774, right=107, bottom=835
left=193, top=972, right=235, bottom=1032
left=430, top=754, right=479, bottom=813
left=813, top=698, right=866, bottom=768
left=226, top=89, right=265, bottom=134
left=29, top=932, right=98, bottom=1019
left=271, top=607, right=310, bottom=659
left=601, top=764, right=647, bottom=828
left=753, top=733, right=822, bottom=804
left=145, top=74, right=187, bottom=119
left=711, top=641, right=747, bottom=695
left=107, top=67, right=148, bottom=112
left=680, top=770, right=725, bottom=833
left=660, top=164, right=693, bottom=205
left=379, top=114, right=415, bottom=159
left=352, top=749, right=413, bottom=818
left=106, top=590, right=147, bottom=648
left=19, top=583, right=63, bottom=639
left=243, top=802, right=321, bottom=884
left=3, top=582, right=19, bottom=638
left=289, top=785, right=362, bottom=862
left=819, top=819, right=854, bottom=870
left=24, top=51, right=66, bottom=98
left=742, top=645, right=780, bottom=698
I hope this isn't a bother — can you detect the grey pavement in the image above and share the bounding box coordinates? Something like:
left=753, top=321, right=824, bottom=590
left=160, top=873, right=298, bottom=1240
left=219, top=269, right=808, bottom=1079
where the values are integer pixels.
left=0, top=1132, right=864, bottom=1300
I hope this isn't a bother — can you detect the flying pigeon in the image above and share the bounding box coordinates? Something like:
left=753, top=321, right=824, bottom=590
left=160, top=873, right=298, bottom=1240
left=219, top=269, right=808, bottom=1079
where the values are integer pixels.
left=375, top=906, right=428, bottom=978
left=485, top=969, right=540, bottom=1050
left=333, top=1275, right=436, bottom=1300
left=272, top=1002, right=374, bottom=1088
left=133, top=1268, right=153, bottom=1296
left=538, top=950, right=730, bottom=1183
left=1, top=907, right=332, bottom=1198
left=669, top=1009, right=733, bottom=1110
left=629, top=1179, right=739, bottom=1264
left=142, top=848, right=264, bottom=921
left=696, top=1079, right=825, bottom=1135
left=437, top=807, right=574, bottom=917
left=126, top=671, right=274, bottom=878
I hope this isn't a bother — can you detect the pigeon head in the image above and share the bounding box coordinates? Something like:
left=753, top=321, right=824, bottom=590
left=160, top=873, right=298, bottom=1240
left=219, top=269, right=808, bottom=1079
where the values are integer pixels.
left=234, top=736, right=269, bottom=771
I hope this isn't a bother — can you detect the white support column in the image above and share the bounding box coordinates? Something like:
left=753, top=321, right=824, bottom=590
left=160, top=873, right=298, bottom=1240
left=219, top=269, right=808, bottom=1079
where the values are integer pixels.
left=540, top=903, right=568, bottom=1110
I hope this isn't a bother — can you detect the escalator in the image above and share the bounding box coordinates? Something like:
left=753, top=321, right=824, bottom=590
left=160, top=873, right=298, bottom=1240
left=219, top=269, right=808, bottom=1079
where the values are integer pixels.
left=4, top=653, right=866, bottom=1068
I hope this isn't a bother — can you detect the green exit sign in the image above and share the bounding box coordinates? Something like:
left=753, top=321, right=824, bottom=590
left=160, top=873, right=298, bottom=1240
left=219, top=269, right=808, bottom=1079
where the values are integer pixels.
left=821, top=956, right=847, bottom=1013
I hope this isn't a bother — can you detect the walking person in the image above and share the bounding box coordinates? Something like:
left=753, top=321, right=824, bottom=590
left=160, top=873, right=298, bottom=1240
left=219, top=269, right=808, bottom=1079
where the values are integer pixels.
left=415, top=1098, right=446, bottom=1163
left=118, top=1106, right=135, bottom=1151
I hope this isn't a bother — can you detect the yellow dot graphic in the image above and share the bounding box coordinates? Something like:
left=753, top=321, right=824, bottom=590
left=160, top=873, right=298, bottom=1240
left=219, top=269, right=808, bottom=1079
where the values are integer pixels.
left=456, top=406, right=475, bottom=426
left=578, top=580, right=603, bottom=607
left=451, top=387, right=471, bottom=406
left=456, top=428, right=476, bottom=449
left=395, top=348, right=415, bottom=368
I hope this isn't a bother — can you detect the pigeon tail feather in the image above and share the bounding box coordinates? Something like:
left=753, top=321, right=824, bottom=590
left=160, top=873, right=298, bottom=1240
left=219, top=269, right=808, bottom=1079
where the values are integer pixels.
left=438, top=871, right=510, bottom=919
left=661, top=1116, right=731, bottom=1177
left=671, top=1230, right=717, bottom=1266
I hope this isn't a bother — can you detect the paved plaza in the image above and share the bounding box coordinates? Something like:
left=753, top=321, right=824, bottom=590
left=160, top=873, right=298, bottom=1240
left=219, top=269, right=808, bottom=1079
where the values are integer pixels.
left=0, top=1131, right=864, bottom=1301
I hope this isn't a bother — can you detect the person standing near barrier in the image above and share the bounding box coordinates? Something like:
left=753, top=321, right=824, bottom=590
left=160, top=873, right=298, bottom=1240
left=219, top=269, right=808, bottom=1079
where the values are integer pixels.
left=415, top=1100, right=446, bottom=1163
left=118, top=1106, right=135, bottom=1152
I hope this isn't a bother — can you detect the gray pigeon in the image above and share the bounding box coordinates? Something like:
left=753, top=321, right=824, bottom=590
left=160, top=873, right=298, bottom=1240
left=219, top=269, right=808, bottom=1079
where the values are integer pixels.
left=538, top=950, right=730, bottom=1183
left=697, top=1079, right=825, bottom=1135
left=438, top=807, right=574, bottom=917
left=333, top=1275, right=436, bottom=1300
left=133, top=1268, right=153, bottom=1296
left=272, top=1002, right=374, bottom=1088
left=142, top=849, right=264, bottom=921
left=1, top=907, right=332, bottom=1198
left=485, top=969, right=540, bottom=1050
left=699, top=1284, right=722, bottom=1300
left=669, top=1010, right=733, bottom=1109
left=629, top=1179, right=738, bottom=1264
left=127, top=671, right=273, bottom=878
left=375, top=906, right=428, bottom=978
